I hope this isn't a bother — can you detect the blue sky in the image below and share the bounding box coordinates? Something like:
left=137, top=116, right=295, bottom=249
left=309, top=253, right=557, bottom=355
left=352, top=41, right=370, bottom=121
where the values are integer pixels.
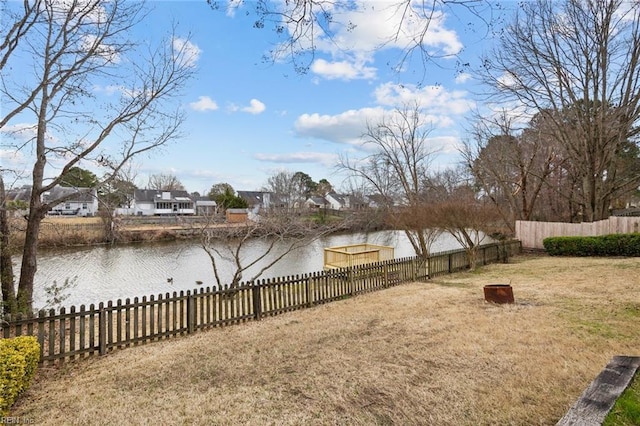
left=2, top=0, right=515, bottom=195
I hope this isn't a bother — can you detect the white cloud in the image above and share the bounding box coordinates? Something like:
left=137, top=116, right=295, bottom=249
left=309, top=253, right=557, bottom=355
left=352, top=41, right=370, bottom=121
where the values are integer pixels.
left=81, top=34, right=120, bottom=64
left=283, top=2, right=463, bottom=81
left=173, top=37, right=201, bottom=68
left=225, top=0, right=243, bottom=17
left=373, top=82, right=474, bottom=114
left=426, top=135, right=463, bottom=154
left=294, top=107, right=386, bottom=145
left=242, top=99, right=266, bottom=115
left=254, top=152, right=338, bottom=166
left=0, top=149, right=26, bottom=166
left=189, top=96, right=219, bottom=112
left=455, top=73, right=472, bottom=84
left=0, top=123, right=38, bottom=142
left=310, top=59, right=377, bottom=81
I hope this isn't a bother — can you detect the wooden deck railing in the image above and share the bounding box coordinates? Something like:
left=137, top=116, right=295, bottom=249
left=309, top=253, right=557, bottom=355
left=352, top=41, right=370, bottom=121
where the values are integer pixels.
left=2, top=240, right=521, bottom=364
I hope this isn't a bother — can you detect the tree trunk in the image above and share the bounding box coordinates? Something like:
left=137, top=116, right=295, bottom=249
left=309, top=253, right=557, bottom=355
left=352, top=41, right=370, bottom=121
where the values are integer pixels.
left=16, top=193, right=45, bottom=315
left=0, top=176, right=17, bottom=315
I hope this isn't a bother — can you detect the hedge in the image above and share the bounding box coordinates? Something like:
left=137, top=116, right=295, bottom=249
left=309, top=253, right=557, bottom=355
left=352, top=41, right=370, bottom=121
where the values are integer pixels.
left=0, top=336, right=40, bottom=415
left=543, top=233, right=640, bottom=256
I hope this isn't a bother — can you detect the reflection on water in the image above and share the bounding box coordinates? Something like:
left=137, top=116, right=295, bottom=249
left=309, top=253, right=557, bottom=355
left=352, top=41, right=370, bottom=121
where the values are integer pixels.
left=15, top=230, right=466, bottom=309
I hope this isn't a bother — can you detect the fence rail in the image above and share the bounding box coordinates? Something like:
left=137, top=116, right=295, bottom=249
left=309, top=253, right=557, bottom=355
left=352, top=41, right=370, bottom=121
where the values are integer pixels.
left=2, top=240, right=521, bottom=364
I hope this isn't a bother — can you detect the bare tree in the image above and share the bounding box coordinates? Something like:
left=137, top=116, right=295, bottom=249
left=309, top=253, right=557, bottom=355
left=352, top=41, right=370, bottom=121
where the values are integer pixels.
left=463, top=110, right=561, bottom=229
left=479, top=0, right=640, bottom=221
left=147, top=173, right=186, bottom=191
left=339, top=102, right=441, bottom=257
left=198, top=212, right=345, bottom=288
left=427, top=177, right=503, bottom=270
left=0, top=0, right=195, bottom=314
left=262, top=170, right=311, bottom=210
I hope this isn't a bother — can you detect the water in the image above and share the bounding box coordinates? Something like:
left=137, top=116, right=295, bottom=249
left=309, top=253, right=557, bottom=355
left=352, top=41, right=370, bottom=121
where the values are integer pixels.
left=14, top=230, right=467, bottom=309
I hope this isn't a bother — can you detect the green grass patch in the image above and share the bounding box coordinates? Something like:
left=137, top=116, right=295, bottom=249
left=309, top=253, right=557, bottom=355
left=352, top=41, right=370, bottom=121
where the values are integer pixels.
left=603, top=371, right=640, bottom=426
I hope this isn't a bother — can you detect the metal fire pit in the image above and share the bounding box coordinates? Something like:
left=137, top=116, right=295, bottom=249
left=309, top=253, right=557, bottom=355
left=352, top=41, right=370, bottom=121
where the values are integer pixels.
left=483, top=284, right=514, bottom=304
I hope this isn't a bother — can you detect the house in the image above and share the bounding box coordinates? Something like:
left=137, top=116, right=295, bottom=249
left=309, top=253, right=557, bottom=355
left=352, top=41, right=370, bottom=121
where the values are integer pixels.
left=5, top=185, right=32, bottom=217
left=305, top=196, right=329, bottom=209
left=131, top=189, right=195, bottom=216
left=366, top=194, right=397, bottom=208
left=325, top=192, right=350, bottom=210
left=43, top=185, right=99, bottom=217
left=237, top=191, right=273, bottom=213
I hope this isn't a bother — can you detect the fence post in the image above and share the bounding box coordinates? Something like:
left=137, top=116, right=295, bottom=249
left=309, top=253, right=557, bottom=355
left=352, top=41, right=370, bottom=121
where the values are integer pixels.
left=252, top=282, right=262, bottom=320
left=384, top=263, right=389, bottom=288
left=98, top=305, right=106, bottom=356
left=412, top=259, right=417, bottom=281
left=448, top=253, right=452, bottom=273
left=187, top=293, right=195, bottom=334
left=348, top=268, right=355, bottom=296
left=305, top=276, right=312, bottom=308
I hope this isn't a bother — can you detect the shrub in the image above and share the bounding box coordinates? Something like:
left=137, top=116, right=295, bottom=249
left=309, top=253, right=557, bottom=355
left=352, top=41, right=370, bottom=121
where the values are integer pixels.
left=0, top=336, right=40, bottom=415
left=544, top=233, right=640, bottom=256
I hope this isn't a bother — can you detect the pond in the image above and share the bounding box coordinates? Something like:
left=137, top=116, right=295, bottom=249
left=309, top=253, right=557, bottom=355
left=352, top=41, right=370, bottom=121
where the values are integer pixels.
left=14, top=230, right=468, bottom=309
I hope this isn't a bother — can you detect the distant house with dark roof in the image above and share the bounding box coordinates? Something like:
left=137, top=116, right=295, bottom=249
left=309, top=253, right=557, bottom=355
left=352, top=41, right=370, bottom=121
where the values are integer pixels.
left=5, top=185, right=31, bottom=204
left=43, top=185, right=99, bottom=216
left=305, top=196, right=329, bottom=209
left=325, top=192, right=350, bottom=210
left=5, top=185, right=32, bottom=217
left=131, top=189, right=194, bottom=216
left=237, top=191, right=274, bottom=213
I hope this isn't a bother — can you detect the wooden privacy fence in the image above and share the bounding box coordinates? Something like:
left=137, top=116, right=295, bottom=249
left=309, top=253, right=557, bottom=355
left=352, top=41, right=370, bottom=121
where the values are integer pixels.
left=516, top=217, right=640, bottom=249
left=2, top=240, right=521, bottom=365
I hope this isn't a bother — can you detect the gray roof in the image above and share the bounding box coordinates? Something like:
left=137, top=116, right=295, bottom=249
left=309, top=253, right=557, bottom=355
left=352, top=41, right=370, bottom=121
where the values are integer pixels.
left=237, top=191, right=266, bottom=206
left=307, top=196, right=328, bottom=205
left=6, top=185, right=32, bottom=202
left=134, top=189, right=192, bottom=203
left=42, top=185, right=95, bottom=204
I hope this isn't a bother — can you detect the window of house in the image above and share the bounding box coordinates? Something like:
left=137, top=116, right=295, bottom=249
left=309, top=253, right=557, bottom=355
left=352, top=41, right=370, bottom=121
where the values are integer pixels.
left=65, top=203, right=71, bottom=209
left=82, top=203, right=88, bottom=210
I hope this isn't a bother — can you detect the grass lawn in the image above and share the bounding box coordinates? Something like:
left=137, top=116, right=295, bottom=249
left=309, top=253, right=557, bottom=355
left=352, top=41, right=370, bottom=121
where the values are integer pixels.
left=11, top=254, right=640, bottom=425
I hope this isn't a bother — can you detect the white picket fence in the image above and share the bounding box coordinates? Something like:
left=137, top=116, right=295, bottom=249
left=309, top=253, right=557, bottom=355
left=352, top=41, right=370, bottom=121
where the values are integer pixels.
left=515, top=217, right=640, bottom=249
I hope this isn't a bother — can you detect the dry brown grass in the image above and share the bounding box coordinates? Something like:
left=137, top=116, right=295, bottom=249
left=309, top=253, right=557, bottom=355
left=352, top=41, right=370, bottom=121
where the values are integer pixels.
left=11, top=254, right=640, bottom=425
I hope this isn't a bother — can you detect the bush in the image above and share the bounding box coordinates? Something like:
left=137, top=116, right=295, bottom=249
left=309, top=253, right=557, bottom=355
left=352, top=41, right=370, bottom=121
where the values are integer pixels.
left=0, top=336, right=40, bottom=415
left=543, top=233, right=640, bottom=256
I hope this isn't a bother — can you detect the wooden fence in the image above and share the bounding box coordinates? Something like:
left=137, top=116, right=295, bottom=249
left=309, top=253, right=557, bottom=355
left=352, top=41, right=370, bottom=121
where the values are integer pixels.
left=516, top=217, right=640, bottom=249
left=2, top=240, right=521, bottom=365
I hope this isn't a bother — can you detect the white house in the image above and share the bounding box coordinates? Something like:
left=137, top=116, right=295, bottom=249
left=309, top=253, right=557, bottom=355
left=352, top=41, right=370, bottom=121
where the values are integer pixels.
left=131, top=189, right=195, bottom=216
left=325, top=192, right=350, bottom=210
left=43, top=185, right=99, bottom=217
left=305, top=196, right=329, bottom=209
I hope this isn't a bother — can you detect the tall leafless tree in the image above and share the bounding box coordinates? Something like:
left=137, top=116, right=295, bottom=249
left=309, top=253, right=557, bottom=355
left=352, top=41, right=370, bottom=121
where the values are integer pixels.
left=262, top=170, right=305, bottom=210
left=0, top=0, right=195, bottom=314
left=339, top=102, right=441, bottom=257
left=463, top=110, right=562, bottom=228
left=479, top=0, right=640, bottom=222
